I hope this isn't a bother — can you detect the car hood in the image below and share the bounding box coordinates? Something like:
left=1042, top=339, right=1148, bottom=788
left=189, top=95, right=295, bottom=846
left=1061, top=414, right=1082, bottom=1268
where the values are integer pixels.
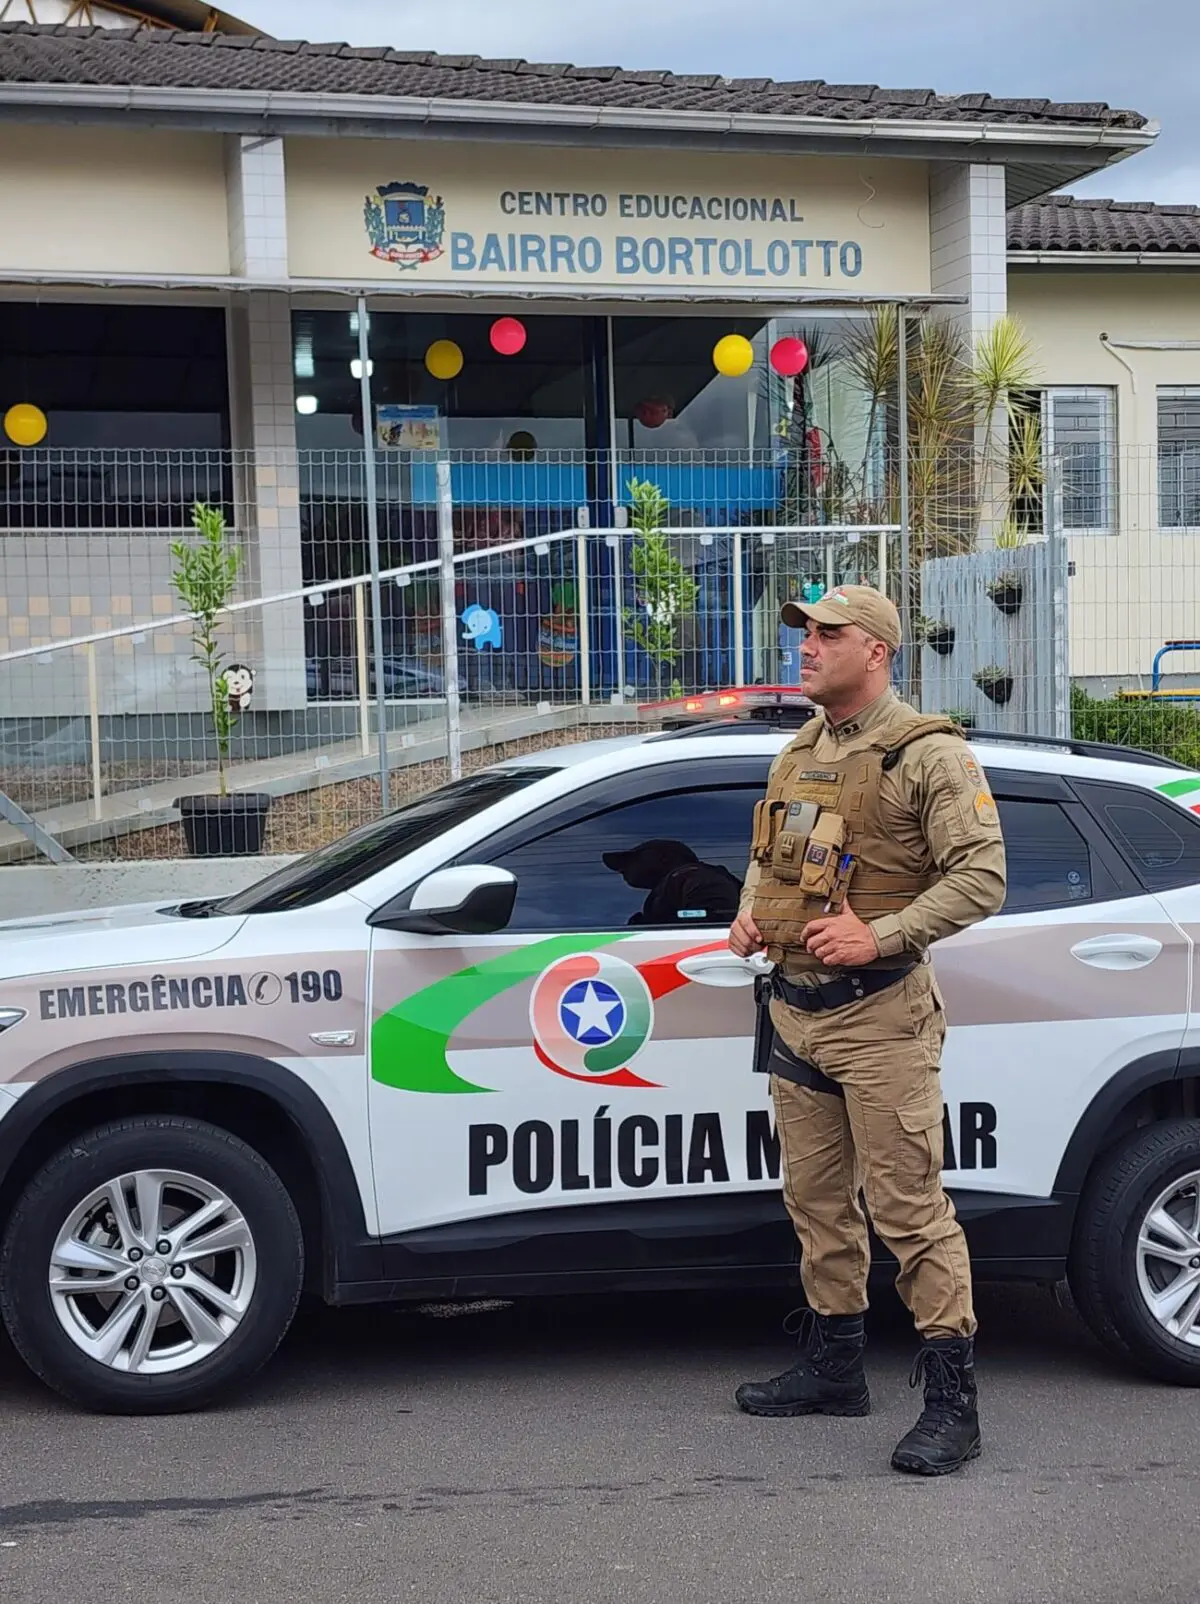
left=0, top=901, right=246, bottom=981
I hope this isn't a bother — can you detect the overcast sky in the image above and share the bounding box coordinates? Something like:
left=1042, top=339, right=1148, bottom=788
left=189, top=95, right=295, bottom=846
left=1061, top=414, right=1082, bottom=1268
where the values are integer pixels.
left=230, top=0, right=1195, bottom=204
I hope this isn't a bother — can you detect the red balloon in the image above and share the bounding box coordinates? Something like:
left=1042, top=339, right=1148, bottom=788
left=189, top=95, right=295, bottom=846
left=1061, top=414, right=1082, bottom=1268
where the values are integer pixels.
left=770, top=336, right=809, bottom=377
left=490, top=317, right=527, bottom=356
left=634, top=398, right=673, bottom=430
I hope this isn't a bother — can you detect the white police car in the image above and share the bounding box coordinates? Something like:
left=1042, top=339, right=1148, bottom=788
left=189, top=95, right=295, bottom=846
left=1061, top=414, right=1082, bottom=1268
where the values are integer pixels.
left=1, top=688, right=1199, bottom=1413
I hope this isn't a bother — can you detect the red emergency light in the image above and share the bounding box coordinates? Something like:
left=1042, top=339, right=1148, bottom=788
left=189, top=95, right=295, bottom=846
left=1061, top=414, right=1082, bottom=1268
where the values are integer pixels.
left=638, top=685, right=816, bottom=730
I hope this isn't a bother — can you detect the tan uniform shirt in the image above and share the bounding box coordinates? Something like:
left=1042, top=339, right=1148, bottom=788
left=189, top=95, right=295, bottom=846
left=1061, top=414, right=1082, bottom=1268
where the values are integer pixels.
left=739, top=689, right=1007, bottom=963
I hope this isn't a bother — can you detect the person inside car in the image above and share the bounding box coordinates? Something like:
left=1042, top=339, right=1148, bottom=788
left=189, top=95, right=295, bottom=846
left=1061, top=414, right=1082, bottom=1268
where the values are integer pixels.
left=604, top=839, right=742, bottom=927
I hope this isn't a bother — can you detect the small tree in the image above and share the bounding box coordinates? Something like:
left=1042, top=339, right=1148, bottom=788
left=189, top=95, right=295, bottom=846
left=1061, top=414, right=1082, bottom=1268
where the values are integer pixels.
left=624, top=478, right=698, bottom=699
left=172, top=502, right=242, bottom=797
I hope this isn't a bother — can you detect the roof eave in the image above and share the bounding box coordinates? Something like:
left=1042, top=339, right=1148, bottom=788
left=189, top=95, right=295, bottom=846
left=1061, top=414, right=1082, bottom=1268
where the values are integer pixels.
left=0, top=80, right=1160, bottom=164
left=0, top=266, right=968, bottom=304
left=1008, top=249, right=1200, bottom=268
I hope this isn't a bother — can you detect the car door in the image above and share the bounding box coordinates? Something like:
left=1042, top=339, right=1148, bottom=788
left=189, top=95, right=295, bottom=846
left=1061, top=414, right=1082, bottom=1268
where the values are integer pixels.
left=930, top=770, right=1190, bottom=1202
left=1071, top=776, right=1200, bottom=1054
left=366, top=757, right=771, bottom=1239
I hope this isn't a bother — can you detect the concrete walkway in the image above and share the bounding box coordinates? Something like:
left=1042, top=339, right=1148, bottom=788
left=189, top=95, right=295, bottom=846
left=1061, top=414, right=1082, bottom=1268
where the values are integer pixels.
left=0, top=701, right=639, bottom=862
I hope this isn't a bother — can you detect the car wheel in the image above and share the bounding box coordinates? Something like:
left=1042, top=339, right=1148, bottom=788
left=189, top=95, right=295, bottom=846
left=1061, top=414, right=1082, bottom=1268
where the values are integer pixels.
left=1069, top=1119, right=1200, bottom=1385
left=0, top=1115, right=304, bottom=1414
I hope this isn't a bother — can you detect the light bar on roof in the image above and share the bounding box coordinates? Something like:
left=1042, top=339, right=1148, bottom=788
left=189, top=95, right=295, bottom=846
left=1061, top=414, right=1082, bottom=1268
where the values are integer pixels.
left=637, top=685, right=815, bottom=721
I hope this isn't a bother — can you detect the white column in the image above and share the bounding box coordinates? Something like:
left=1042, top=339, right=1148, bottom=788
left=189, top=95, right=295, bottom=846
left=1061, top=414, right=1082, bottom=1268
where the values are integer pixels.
left=929, top=163, right=1010, bottom=549
left=929, top=162, right=1008, bottom=343
left=226, top=135, right=289, bottom=281
left=225, top=136, right=307, bottom=710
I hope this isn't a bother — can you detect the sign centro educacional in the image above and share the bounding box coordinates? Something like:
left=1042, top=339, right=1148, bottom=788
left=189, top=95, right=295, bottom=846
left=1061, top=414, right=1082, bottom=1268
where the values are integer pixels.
left=362, top=177, right=866, bottom=285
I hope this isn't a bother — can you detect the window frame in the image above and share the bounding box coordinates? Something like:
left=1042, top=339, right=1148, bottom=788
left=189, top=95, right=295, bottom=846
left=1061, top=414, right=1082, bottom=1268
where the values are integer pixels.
left=987, top=768, right=1133, bottom=913
left=1156, top=386, right=1200, bottom=534
left=1042, top=385, right=1118, bottom=538
left=453, top=757, right=773, bottom=935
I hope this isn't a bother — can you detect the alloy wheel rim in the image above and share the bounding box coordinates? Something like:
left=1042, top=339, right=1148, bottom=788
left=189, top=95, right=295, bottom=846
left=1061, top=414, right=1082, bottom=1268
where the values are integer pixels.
left=48, top=1169, right=257, bottom=1375
left=1135, top=1168, right=1200, bottom=1349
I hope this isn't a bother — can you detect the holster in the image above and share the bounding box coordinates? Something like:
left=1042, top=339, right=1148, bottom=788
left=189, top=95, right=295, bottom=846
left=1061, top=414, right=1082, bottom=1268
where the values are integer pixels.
left=752, top=975, right=775, bottom=1077
left=752, top=977, right=845, bottom=1099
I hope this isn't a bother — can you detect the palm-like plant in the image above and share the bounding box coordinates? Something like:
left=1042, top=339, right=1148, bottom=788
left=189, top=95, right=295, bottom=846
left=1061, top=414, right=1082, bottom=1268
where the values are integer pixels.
left=843, top=309, right=1044, bottom=561
left=969, top=317, right=1041, bottom=542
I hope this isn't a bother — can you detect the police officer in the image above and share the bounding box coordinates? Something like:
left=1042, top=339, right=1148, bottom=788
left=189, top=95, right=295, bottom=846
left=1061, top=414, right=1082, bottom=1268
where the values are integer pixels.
left=729, top=585, right=1006, bottom=1476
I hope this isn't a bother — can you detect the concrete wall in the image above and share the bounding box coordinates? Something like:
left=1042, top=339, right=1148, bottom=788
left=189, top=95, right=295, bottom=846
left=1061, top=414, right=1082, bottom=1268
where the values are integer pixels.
left=0, top=857, right=300, bottom=920
left=0, top=531, right=261, bottom=723
left=0, top=126, right=230, bottom=277
left=1010, top=270, right=1200, bottom=449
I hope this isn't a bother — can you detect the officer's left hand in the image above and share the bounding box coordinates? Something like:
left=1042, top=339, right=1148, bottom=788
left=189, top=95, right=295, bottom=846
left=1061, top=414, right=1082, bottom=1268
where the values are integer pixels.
left=801, top=907, right=880, bottom=969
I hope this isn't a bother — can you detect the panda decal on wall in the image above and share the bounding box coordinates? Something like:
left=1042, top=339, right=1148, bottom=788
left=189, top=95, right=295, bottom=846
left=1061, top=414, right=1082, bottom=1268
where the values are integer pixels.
left=224, top=663, right=255, bottom=715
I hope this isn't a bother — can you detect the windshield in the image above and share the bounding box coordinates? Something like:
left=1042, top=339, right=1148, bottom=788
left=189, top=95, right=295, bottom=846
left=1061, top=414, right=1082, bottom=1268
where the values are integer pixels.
left=207, top=768, right=558, bottom=915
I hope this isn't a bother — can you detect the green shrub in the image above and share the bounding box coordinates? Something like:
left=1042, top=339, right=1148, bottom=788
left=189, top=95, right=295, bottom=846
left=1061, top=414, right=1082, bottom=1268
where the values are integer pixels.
left=1071, top=685, right=1200, bottom=769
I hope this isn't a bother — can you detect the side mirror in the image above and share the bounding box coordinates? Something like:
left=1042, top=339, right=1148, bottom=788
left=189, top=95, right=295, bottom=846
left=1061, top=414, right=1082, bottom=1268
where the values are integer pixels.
left=369, top=865, right=517, bottom=936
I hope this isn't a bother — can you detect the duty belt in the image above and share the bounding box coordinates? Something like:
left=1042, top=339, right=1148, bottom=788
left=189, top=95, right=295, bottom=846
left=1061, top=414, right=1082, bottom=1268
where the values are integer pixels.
left=768, top=962, right=916, bottom=1014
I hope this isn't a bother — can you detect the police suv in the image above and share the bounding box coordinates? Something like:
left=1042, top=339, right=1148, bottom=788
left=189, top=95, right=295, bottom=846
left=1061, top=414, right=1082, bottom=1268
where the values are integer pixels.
left=1, top=688, right=1199, bottom=1414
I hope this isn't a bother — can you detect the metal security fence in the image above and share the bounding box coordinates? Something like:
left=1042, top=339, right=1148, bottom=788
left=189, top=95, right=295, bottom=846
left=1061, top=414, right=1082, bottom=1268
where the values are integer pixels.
left=0, top=446, right=900, bottom=861
left=9, top=438, right=1200, bottom=864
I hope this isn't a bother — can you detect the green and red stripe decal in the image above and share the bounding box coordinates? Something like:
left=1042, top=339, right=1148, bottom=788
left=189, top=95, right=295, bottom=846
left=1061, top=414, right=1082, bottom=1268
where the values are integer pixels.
left=1156, top=775, right=1200, bottom=813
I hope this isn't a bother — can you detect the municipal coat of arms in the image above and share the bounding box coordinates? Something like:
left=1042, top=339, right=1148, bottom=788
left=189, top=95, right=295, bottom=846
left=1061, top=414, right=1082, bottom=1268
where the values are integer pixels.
left=364, top=181, right=446, bottom=270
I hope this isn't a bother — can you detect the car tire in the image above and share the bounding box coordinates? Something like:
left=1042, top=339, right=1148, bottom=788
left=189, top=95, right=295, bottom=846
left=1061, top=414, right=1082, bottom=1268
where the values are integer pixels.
left=1068, top=1119, right=1200, bottom=1386
left=0, top=1115, right=304, bottom=1415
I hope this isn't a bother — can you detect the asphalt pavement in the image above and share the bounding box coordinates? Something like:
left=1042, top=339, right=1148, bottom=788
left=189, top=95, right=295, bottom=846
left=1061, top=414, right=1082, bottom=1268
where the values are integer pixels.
left=1, top=1281, right=1198, bottom=1604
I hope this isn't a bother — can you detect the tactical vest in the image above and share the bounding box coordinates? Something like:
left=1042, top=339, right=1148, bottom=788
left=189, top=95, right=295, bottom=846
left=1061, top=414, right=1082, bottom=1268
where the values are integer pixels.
left=750, top=710, right=963, bottom=972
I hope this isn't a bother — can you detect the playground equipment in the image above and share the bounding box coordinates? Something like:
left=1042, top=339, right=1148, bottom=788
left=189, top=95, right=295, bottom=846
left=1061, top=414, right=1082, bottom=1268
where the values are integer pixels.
left=1119, top=641, right=1200, bottom=703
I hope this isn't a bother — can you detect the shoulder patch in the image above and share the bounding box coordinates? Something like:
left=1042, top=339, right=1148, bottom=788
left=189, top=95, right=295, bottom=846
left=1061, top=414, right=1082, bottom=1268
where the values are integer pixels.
left=974, top=789, right=999, bottom=827
left=960, top=753, right=983, bottom=787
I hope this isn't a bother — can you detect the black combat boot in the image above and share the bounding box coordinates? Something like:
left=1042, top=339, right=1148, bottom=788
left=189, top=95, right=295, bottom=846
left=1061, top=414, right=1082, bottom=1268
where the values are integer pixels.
left=890, top=1336, right=981, bottom=1476
left=735, top=1310, right=870, bottom=1418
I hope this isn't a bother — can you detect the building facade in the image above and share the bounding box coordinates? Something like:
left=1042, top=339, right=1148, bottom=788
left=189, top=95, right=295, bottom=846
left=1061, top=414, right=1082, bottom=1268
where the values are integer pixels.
left=0, top=12, right=1188, bottom=756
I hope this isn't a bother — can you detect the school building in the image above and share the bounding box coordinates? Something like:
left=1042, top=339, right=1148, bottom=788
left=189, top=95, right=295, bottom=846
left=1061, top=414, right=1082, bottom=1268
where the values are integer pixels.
left=0, top=0, right=1197, bottom=745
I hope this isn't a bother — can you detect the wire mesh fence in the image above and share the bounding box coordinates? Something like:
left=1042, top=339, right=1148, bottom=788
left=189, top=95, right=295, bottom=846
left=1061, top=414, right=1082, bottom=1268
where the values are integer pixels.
left=4, top=441, right=1198, bottom=863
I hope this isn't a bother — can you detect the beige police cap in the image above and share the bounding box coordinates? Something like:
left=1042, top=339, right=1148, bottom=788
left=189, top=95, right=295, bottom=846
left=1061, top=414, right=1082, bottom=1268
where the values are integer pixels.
left=780, top=584, right=902, bottom=650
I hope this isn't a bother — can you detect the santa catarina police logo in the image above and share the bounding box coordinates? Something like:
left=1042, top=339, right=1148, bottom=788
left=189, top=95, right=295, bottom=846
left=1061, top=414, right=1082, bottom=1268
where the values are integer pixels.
left=529, top=953, right=657, bottom=1088
left=364, top=180, right=446, bottom=270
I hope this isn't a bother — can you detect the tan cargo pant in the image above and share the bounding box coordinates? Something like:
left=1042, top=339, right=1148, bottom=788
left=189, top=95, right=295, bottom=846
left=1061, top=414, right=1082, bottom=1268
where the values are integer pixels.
left=769, top=962, right=976, bottom=1339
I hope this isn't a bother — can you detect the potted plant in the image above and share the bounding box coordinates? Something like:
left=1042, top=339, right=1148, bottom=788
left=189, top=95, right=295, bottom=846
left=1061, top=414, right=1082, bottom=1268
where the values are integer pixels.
left=943, top=706, right=977, bottom=730
left=986, top=570, right=1024, bottom=617
left=917, top=616, right=956, bottom=657
left=624, top=477, right=698, bottom=700
left=171, top=502, right=271, bottom=857
left=973, top=665, right=1014, bottom=707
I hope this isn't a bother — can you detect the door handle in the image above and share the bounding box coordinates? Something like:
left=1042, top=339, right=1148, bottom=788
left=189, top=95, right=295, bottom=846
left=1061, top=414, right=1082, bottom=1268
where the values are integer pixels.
left=1070, top=934, right=1164, bottom=970
left=675, top=951, right=773, bottom=988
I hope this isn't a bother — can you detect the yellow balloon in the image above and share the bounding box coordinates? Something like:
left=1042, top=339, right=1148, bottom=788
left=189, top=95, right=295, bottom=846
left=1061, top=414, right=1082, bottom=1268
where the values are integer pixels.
left=4, top=402, right=48, bottom=447
left=713, top=335, right=754, bottom=378
left=425, top=340, right=464, bottom=381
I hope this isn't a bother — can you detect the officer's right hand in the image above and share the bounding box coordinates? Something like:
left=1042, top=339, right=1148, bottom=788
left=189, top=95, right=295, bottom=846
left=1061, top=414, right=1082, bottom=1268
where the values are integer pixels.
left=729, top=909, right=765, bottom=958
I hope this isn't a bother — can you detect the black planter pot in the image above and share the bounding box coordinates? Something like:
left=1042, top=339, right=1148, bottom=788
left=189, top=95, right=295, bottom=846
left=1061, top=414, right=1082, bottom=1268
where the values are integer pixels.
left=177, top=793, right=272, bottom=858
left=988, top=584, right=1023, bottom=617
left=975, top=676, right=1014, bottom=707
left=926, top=626, right=956, bottom=656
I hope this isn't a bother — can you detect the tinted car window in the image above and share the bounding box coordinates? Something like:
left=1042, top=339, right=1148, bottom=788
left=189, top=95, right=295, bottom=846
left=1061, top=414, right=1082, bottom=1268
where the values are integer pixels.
left=489, top=787, right=757, bottom=932
left=997, top=799, right=1094, bottom=912
left=1076, top=781, right=1200, bottom=892
left=213, top=769, right=556, bottom=914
